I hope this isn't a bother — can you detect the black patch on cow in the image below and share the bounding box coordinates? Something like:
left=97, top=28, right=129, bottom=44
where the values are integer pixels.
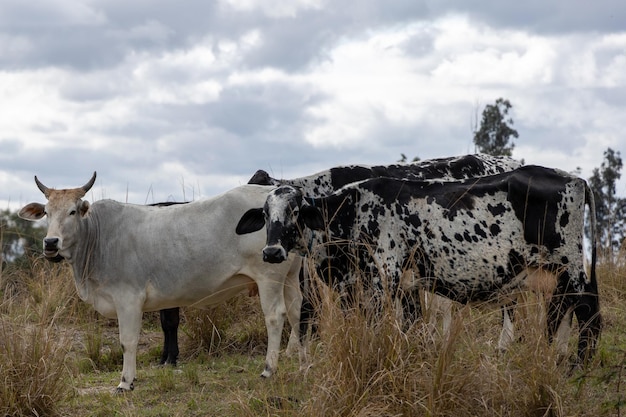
left=506, top=166, right=566, bottom=251
left=490, top=223, right=501, bottom=236
left=426, top=188, right=476, bottom=220
left=496, top=265, right=506, bottom=276
left=406, top=213, right=421, bottom=229
left=330, top=166, right=375, bottom=190
left=248, top=169, right=274, bottom=185
left=274, top=186, right=295, bottom=196
left=560, top=212, right=569, bottom=227
left=447, top=154, right=485, bottom=178
left=474, top=223, right=487, bottom=239
left=507, top=249, right=526, bottom=279
left=488, top=203, right=507, bottom=217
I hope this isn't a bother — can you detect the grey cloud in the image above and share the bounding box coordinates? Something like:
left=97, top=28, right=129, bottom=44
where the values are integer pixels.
left=5, top=0, right=623, bottom=74
left=431, top=0, right=626, bottom=34
left=0, top=0, right=436, bottom=72
left=0, top=1, right=211, bottom=70
left=203, top=83, right=321, bottom=137
left=241, top=14, right=339, bottom=71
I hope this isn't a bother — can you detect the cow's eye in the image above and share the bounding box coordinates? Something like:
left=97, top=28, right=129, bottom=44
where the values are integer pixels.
left=69, top=210, right=77, bottom=216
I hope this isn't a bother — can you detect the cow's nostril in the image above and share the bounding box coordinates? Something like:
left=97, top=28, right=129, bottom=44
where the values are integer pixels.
left=262, top=246, right=286, bottom=263
left=44, top=237, right=59, bottom=248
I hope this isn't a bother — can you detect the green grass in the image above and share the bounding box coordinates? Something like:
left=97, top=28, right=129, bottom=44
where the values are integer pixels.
left=1, top=254, right=625, bottom=416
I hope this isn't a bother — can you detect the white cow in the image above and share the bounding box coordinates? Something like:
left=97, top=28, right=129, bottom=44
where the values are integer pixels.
left=19, top=173, right=303, bottom=392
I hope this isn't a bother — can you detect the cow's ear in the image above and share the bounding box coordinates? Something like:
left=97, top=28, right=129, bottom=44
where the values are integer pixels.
left=79, top=200, right=90, bottom=217
left=301, top=205, right=325, bottom=230
left=18, top=203, right=46, bottom=221
left=236, top=208, right=266, bottom=235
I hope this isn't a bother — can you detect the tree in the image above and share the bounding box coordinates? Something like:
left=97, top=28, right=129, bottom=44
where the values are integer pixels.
left=473, top=98, right=519, bottom=156
left=587, top=148, right=626, bottom=258
left=1, top=209, right=46, bottom=264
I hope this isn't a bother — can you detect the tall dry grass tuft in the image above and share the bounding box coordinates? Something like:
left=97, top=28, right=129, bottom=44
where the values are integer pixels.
left=0, top=255, right=79, bottom=417
left=0, top=311, right=72, bottom=417
left=299, top=260, right=576, bottom=417
left=576, top=251, right=626, bottom=416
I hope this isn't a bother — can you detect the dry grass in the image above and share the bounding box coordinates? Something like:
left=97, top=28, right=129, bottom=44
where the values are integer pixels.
left=0, top=259, right=75, bottom=417
left=0, top=251, right=625, bottom=416
left=298, top=264, right=576, bottom=417
left=183, top=294, right=271, bottom=359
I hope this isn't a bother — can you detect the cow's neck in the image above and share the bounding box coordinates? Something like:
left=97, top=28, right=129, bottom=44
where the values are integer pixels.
left=67, top=211, right=101, bottom=303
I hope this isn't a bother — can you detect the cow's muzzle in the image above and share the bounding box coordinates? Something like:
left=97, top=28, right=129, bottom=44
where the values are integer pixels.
left=262, top=245, right=288, bottom=264
left=43, top=237, right=61, bottom=258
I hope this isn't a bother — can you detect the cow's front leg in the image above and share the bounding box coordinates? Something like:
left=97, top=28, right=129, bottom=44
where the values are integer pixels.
left=257, top=279, right=288, bottom=378
left=283, top=258, right=307, bottom=369
left=116, top=303, right=143, bottom=392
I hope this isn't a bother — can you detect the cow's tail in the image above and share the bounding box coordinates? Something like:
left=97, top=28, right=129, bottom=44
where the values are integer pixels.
left=574, top=180, right=601, bottom=366
left=585, top=181, right=598, bottom=294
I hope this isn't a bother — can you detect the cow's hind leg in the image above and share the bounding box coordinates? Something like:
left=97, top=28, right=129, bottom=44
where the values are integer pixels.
left=546, top=292, right=575, bottom=362
left=159, top=307, right=180, bottom=365
left=116, top=303, right=143, bottom=392
left=400, top=287, right=423, bottom=327
left=497, top=303, right=516, bottom=352
left=573, top=288, right=602, bottom=366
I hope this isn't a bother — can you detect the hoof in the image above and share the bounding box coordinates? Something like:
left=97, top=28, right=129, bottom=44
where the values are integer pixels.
left=115, top=381, right=135, bottom=393
left=260, top=362, right=274, bottom=378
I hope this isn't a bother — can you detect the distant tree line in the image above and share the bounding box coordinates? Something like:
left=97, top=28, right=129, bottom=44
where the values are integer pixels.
left=587, top=148, right=625, bottom=258
left=1, top=209, right=45, bottom=265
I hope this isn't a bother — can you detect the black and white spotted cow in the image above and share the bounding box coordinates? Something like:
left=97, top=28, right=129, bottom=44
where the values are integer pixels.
left=237, top=165, right=601, bottom=364
left=248, top=154, right=521, bottom=194
left=248, top=154, right=523, bottom=339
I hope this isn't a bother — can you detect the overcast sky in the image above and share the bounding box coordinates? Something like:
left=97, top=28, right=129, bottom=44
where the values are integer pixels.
left=1, top=0, right=625, bottom=209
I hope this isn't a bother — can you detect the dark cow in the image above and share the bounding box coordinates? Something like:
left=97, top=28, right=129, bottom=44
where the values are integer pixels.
left=237, top=165, right=601, bottom=364
left=248, top=154, right=523, bottom=334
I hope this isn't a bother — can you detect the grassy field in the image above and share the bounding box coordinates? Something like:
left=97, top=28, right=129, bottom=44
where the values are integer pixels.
left=1, top=256, right=625, bottom=417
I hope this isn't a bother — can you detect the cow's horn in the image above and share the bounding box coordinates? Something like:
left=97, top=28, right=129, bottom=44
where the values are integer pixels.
left=34, top=175, right=50, bottom=198
left=81, top=172, right=97, bottom=194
